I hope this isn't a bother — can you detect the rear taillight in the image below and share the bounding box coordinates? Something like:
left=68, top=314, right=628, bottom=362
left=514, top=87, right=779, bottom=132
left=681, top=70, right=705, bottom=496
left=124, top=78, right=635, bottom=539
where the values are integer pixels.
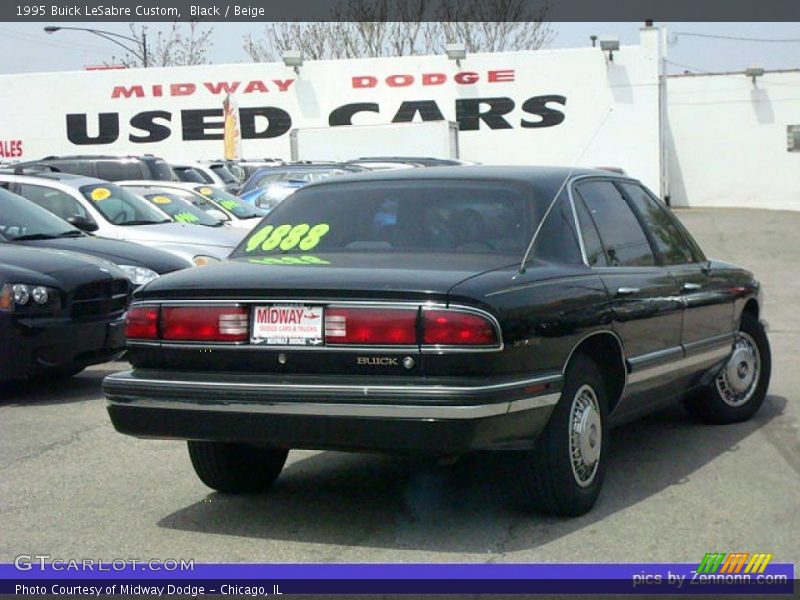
left=422, top=309, right=498, bottom=346
left=126, top=306, right=159, bottom=339
left=325, top=308, right=417, bottom=345
left=161, top=306, right=249, bottom=342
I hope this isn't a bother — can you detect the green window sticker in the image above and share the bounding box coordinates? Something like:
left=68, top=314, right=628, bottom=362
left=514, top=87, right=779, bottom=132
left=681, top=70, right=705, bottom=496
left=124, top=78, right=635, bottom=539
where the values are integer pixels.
left=219, top=199, right=240, bottom=211
left=248, top=255, right=331, bottom=265
left=174, top=212, right=200, bottom=224
left=245, top=223, right=330, bottom=253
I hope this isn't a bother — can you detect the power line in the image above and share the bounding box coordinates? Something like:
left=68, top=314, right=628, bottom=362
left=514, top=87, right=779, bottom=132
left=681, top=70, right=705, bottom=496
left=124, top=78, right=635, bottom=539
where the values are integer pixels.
left=670, top=31, right=800, bottom=44
left=0, top=27, right=113, bottom=54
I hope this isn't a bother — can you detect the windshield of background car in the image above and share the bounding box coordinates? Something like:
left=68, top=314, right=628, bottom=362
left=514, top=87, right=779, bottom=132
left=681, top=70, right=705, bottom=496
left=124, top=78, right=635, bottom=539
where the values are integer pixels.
left=78, top=183, right=171, bottom=226
left=150, top=159, right=178, bottom=181
left=125, top=188, right=223, bottom=227
left=252, top=168, right=348, bottom=189
left=193, top=186, right=266, bottom=219
left=232, top=180, right=534, bottom=257
left=0, top=188, right=81, bottom=240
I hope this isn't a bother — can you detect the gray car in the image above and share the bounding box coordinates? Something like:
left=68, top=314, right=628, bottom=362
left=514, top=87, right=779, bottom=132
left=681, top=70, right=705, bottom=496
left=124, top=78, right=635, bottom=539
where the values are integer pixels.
left=0, top=170, right=245, bottom=266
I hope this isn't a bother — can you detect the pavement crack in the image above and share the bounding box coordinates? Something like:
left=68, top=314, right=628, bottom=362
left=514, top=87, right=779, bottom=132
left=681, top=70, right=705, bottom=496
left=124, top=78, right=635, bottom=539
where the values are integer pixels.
left=0, top=423, right=107, bottom=472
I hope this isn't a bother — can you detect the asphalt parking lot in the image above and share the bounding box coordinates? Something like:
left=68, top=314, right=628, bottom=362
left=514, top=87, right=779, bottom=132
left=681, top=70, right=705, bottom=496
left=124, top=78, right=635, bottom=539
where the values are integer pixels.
left=1, top=207, right=798, bottom=566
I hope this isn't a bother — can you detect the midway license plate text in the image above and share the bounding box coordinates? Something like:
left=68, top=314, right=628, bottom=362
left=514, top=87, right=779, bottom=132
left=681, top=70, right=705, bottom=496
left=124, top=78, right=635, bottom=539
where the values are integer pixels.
left=251, top=305, right=324, bottom=346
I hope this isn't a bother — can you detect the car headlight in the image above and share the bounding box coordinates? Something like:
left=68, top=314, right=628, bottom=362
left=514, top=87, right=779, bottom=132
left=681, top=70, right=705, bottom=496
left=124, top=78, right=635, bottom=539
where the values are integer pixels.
left=193, top=255, right=220, bottom=267
left=117, top=265, right=160, bottom=286
left=0, top=283, right=60, bottom=312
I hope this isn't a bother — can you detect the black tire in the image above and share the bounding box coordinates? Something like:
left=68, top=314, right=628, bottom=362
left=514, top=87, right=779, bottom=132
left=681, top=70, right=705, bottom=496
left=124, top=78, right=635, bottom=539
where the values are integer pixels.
left=187, top=441, right=288, bottom=494
left=520, top=354, right=609, bottom=517
left=684, top=312, right=771, bottom=424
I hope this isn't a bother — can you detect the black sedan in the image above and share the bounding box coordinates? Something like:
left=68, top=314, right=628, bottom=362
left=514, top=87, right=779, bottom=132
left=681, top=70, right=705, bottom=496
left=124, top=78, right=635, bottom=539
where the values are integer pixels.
left=1, top=244, right=131, bottom=380
left=104, top=167, right=771, bottom=516
left=0, top=187, right=190, bottom=286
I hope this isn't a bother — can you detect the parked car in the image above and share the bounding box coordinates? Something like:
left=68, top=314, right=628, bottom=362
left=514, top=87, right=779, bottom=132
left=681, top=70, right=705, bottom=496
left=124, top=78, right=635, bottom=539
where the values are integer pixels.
left=228, top=159, right=285, bottom=183
left=347, top=156, right=476, bottom=168
left=171, top=161, right=240, bottom=194
left=120, top=185, right=229, bottom=228
left=1, top=243, right=130, bottom=381
left=0, top=187, right=189, bottom=286
left=238, top=163, right=362, bottom=196
left=16, top=155, right=176, bottom=182
left=0, top=170, right=243, bottom=265
left=117, top=181, right=266, bottom=230
left=104, top=166, right=770, bottom=517
left=239, top=181, right=305, bottom=212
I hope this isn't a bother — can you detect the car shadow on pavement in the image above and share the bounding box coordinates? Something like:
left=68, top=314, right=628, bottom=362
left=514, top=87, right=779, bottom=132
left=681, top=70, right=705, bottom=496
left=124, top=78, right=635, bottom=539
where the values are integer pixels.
left=0, top=364, right=122, bottom=406
left=157, top=395, right=788, bottom=553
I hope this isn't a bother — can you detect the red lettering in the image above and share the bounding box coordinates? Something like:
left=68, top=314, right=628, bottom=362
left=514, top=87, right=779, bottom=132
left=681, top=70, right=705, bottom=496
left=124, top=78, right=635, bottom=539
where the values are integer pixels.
left=152, top=85, right=163, bottom=97
left=454, top=72, right=479, bottom=85
left=111, top=85, right=145, bottom=99
left=203, top=81, right=241, bottom=95
left=272, top=79, right=294, bottom=92
left=386, top=74, right=413, bottom=87
left=488, top=69, right=515, bottom=83
left=244, top=80, right=268, bottom=94
left=170, top=83, right=196, bottom=96
left=422, top=73, right=446, bottom=86
left=352, top=76, right=378, bottom=89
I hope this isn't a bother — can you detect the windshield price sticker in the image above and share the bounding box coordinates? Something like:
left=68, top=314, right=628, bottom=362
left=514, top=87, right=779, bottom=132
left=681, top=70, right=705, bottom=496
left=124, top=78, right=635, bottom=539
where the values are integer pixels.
left=219, top=199, right=240, bottom=211
left=251, top=305, right=324, bottom=346
left=152, top=195, right=172, bottom=205
left=198, top=187, right=213, bottom=196
left=248, top=256, right=330, bottom=265
left=245, top=223, right=330, bottom=253
left=90, top=188, right=111, bottom=201
left=174, top=212, right=200, bottom=223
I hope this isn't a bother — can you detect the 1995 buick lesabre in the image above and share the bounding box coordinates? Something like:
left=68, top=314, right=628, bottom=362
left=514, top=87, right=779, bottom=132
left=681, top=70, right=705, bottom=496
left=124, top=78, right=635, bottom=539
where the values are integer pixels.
left=104, top=167, right=770, bottom=516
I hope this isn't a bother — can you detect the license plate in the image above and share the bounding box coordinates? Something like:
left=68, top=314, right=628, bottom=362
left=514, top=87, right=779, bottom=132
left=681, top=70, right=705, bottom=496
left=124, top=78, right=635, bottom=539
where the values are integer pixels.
left=251, top=305, right=324, bottom=346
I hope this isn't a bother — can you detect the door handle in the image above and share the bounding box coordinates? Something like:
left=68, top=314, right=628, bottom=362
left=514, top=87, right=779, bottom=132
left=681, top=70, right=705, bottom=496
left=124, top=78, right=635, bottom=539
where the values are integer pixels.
left=682, top=282, right=702, bottom=292
left=616, top=287, right=640, bottom=296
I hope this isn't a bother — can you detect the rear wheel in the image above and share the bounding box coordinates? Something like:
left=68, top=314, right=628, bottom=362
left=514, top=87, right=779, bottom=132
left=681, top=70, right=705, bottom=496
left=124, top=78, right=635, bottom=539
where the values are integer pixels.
left=520, top=354, right=608, bottom=517
left=187, top=441, right=288, bottom=493
left=685, top=312, right=771, bottom=424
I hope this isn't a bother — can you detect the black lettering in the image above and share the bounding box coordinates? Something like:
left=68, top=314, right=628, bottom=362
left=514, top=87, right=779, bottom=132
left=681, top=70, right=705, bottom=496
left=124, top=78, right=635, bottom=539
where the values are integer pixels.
left=455, top=97, right=514, bottom=131
left=240, top=107, right=292, bottom=139
left=66, top=113, right=119, bottom=145
left=328, top=103, right=379, bottom=126
left=520, top=95, right=567, bottom=128
left=392, top=100, right=445, bottom=123
left=129, top=110, right=172, bottom=143
left=182, top=109, right=224, bottom=141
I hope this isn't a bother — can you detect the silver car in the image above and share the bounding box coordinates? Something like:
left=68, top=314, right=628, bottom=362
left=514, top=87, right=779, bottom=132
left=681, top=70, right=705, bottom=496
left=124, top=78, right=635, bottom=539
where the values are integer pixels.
left=0, top=170, right=244, bottom=266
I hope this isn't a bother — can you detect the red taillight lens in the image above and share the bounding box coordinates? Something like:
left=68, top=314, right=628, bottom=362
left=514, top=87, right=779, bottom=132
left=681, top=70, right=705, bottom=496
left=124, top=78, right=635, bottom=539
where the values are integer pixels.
left=126, top=306, right=159, bottom=339
left=423, top=310, right=498, bottom=346
left=161, top=306, right=249, bottom=342
left=325, top=308, right=417, bottom=345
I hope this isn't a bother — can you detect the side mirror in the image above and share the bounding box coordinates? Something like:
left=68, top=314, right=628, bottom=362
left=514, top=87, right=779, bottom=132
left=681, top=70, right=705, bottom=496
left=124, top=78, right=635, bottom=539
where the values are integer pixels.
left=67, top=215, right=99, bottom=232
left=207, top=209, right=230, bottom=221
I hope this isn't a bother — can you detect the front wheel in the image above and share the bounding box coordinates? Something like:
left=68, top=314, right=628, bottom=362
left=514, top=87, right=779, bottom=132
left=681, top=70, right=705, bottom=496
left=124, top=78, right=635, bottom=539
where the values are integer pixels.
left=685, top=312, right=771, bottom=424
left=519, top=354, right=609, bottom=517
left=187, top=441, right=288, bottom=494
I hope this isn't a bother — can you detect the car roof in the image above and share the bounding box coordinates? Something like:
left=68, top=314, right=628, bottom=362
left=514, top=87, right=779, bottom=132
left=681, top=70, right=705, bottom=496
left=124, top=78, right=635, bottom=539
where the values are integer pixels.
left=299, top=165, right=615, bottom=189
left=0, top=170, right=105, bottom=187
left=117, top=179, right=204, bottom=190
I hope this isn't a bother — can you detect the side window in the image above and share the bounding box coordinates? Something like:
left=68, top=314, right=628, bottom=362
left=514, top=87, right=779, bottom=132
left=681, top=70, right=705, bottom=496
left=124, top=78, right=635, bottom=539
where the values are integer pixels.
left=575, top=180, right=656, bottom=267
left=573, top=194, right=608, bottom=266
left=533, top=195, right=583, bottom=264
left=95, top=161, right=145, bottom=181
left=17, top=184, right=93, bottom=224
left=56, top=160, right=93, bottom=177
left=619, top=183, right=695, bottom=265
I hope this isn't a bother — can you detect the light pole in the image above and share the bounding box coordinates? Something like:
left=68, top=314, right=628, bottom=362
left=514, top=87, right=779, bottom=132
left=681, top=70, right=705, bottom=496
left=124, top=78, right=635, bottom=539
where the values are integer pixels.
left=44, top=26, right=148, bottom=68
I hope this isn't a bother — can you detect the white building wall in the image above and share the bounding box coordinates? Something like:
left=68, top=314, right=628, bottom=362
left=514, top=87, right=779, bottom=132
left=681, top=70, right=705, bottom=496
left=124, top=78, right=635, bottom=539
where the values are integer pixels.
left=667, top=70, right=800, bottom=211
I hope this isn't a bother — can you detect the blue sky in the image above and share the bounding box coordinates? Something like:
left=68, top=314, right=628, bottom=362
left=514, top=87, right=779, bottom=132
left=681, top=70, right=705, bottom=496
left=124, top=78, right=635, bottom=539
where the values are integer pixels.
left=0, top=21, right=798, bottom=74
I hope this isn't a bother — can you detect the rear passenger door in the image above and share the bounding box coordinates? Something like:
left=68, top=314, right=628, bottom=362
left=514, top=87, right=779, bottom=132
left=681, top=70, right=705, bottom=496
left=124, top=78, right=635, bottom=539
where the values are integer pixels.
left=573, top=179, right=684, bottom=394
left=619, top=182, right=736, bottom=357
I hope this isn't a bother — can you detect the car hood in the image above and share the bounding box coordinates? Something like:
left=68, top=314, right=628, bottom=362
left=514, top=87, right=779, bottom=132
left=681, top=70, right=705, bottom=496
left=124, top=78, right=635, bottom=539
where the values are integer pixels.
left=117, top=223, right=245, bottom=248
left=137, top=252, right=519, bottom=300
left=0, top=244, right=127, bottom=287
left=18, top=237, right=190, bottom=274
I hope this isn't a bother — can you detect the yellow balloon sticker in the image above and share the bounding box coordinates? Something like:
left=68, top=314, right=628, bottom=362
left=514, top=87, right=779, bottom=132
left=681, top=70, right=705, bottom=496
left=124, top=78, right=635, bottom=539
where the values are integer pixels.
left=152, top=195, right=172, bottom=205
left=90, top=187, right=111, bottom=201
left=199, top=187, right=213, bottom=196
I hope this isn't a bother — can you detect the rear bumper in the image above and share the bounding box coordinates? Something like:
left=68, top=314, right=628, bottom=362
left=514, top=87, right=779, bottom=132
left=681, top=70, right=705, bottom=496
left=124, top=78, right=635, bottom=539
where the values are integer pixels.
left=104, top=370, right=562, bottom=454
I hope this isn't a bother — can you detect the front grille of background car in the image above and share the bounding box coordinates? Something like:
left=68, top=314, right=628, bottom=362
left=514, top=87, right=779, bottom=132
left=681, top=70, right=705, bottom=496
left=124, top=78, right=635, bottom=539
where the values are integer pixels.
left=70, top=279, right=130, bottom=319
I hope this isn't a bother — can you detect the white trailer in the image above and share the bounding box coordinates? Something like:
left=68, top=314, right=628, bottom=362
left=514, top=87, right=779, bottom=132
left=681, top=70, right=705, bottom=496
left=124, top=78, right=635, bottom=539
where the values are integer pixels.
left=289, top=121, right=459, bottom=162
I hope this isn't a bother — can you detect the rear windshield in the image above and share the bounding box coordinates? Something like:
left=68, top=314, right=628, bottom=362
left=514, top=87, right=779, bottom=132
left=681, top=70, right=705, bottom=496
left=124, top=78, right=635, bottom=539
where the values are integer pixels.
left=194, top=186, right=266, bottom=219
left=252, top=168, right=348, bottom=189
left=148, top=159, right=178, bottom=181
left=232, top=180, right=533, bottom=257
left=79, top=183, right=170, bottom=226
left=209, top=164, right=238, bottom=184
left=125, top=188, right=223, bottom=227
left=175, top=167, right=208, bottom=184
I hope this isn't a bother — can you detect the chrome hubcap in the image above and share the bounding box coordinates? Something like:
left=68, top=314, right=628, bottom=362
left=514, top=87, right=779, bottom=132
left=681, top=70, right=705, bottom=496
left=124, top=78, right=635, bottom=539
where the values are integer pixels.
left=569, top=384, right=602, bottom=487
left=716, top=332, right=760, bottom=407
